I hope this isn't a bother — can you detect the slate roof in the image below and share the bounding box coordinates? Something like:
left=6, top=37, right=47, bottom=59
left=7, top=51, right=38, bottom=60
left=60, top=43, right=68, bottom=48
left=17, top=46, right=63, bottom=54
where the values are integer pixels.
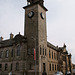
left=47, top=42, right=58, bottom=51
left=0, top=34, right=27, bottom=48
left=0, top=39, right=13, bottom=48
left=47, top=41, right=68, bottom=54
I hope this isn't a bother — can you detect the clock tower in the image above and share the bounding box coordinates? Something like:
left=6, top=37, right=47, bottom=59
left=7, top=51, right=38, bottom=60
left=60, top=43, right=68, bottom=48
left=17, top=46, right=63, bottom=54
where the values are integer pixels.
left=23, top=0, right=48, bottom=75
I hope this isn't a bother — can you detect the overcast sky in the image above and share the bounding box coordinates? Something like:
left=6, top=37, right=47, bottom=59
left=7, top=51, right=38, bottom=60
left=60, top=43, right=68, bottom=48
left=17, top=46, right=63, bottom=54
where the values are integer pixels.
left=0, top=0, right=75, bottom=64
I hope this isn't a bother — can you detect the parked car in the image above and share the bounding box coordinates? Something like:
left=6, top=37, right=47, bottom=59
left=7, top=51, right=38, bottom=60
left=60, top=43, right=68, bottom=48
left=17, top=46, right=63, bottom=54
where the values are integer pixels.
left=53, top=71, right=64, bottom=75
left=65, top=71, right=71, bottom=75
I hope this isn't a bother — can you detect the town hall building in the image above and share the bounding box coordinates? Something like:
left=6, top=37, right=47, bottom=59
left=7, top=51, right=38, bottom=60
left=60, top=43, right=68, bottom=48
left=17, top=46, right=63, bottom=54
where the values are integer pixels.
left=0, top=0, right=73, bottom=75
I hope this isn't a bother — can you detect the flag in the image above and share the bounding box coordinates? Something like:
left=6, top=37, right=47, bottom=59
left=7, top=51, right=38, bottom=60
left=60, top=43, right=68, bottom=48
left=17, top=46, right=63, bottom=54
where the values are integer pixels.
left=34, top=48, right=36, bottom=60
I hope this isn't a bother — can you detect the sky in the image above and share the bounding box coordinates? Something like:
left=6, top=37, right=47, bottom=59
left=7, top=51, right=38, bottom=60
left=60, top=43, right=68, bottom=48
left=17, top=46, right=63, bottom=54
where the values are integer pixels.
left=0, top=0, right=75, bottom=64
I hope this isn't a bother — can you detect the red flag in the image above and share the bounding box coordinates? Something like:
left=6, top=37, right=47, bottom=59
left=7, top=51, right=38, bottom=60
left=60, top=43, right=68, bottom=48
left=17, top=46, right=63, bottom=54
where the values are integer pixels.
left=34, top=48, right=36, bottom=60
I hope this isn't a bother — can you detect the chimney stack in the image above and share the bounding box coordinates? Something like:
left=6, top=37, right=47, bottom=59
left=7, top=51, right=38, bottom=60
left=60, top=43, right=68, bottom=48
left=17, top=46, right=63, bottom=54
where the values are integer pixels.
left=0, top=36, right=3, bottom=41
left=10, top=33, right=14, bottom=39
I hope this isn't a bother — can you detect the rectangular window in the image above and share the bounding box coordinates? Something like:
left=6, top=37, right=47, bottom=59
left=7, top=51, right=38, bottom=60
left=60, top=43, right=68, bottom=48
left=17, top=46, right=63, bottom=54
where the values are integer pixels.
left=49, top=50, right=51, bottom=58
left=31, top=48, right=34, bottom=55
left=29, top=64, right=32, bottom=70
left=0, top=64, right=2, bottom=71
left=43, top=48, right=44, bottom=55
left=52, top=64, right=54, bottom=71
left=45, top=49, right=46, bottom=56
left=11, top=64, right=13, bottom=71
left=6, top=50, right=8, bottom=58
left=5, top=64, right=8, bottom=71
left=27, top=48, right=30, bottom=55
left=50, top=64, right=51, bottom=71
left=55, top=53, right=57, bottom=60
left=55, top=64, right=56, bottom=71
left=54, top=53, right=55, bottom=59
left=40, top=47, right=41, bottom=55
left=52, top=52, right=53, bottom=59
left=17, top=45, right=20, bottom=56
left=57, top=65, right=59, bottom=71
left=16, top=63, right=19, bottom=70
left=11, top=49, right=13, bottom=57
left=43, top=63, right=45, bottom=72
left=0, top=51, right=3, bottom=58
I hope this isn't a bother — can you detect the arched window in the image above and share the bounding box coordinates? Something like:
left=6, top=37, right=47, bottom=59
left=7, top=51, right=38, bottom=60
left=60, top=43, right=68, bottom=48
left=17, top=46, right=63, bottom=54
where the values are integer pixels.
left=6, top=50, right=8, bottom=58
left=5, top=64, right=8, bottom=70
left=16, top=63, right=19, bottom=70
left=17, top=45, right=20, bottom=56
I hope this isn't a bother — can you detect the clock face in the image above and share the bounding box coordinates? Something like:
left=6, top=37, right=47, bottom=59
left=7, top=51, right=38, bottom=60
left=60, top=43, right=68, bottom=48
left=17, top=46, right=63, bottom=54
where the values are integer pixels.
left=28, top=11, right=34, bottom=18
left=40, top=12, right=45, bottom=19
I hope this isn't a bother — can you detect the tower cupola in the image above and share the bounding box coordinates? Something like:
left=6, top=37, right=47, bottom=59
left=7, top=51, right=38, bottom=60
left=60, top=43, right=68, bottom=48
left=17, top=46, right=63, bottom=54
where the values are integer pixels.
left=27, top=0, right=44, bottom=6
